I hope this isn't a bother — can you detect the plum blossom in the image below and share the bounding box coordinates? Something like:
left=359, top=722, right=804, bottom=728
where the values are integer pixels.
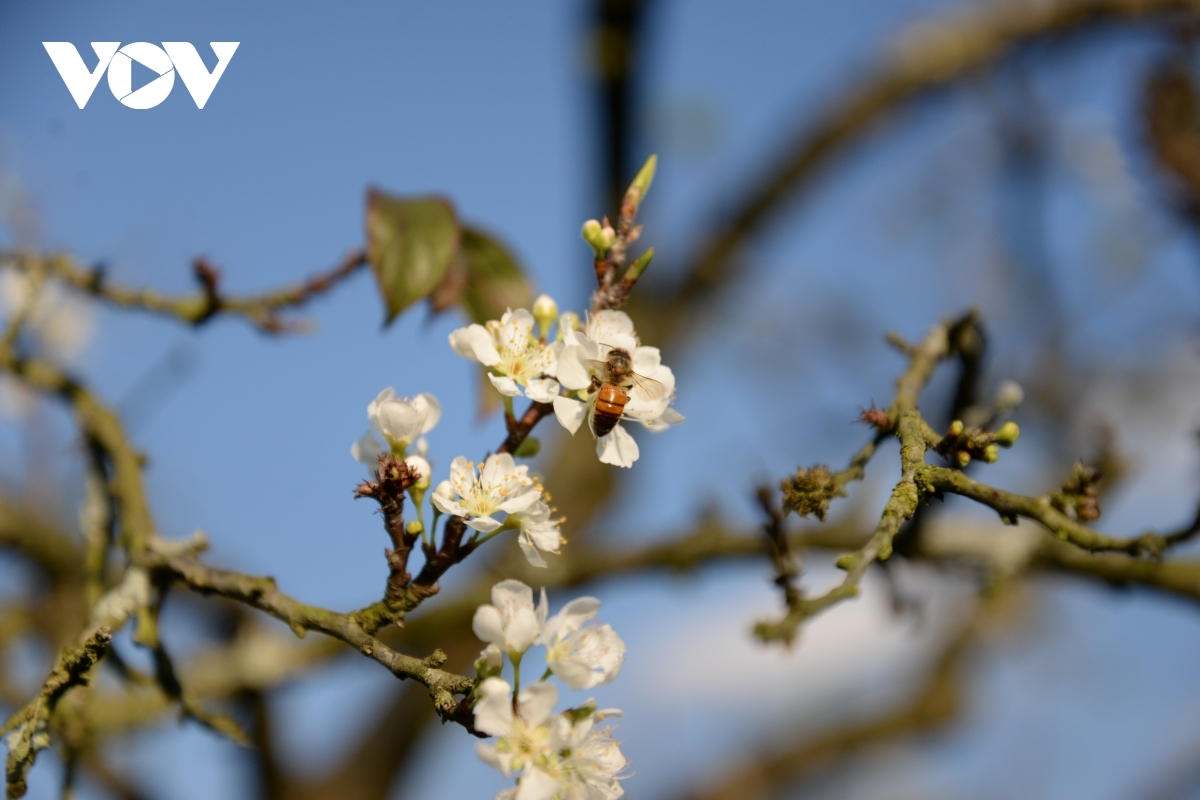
left=449, top=307, right=562, bottom=402
left=475, top=678, right=628, bottom=800
left=540, top=597, right=625, bottom=690
left=552, top=310, right=682, bottom=468
left=511, top=500, right=564, bottom=568
left=472, top=580, right=545, bottom=657
left=474, top=678, right=563, bottom=798
left=351, top=389, right=440, bottom=468
left=431, top=453, right=541, bottom=533
left=556, top=711, right=628, bottom=800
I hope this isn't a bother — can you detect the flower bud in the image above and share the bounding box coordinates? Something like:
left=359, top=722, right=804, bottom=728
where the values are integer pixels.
left=556, top=311, right=581, bottom=341
left=404, top=455, right=431, bottom=490
left=474, top=649, right=503, bottom=679
left=406, top=520, right=423, bottom=535
left=994, top=421, right=1020, bottom=448
left=532, top=294, right=558, bottom=339
left=582, top=220, right=617, bottom=255
left=982, top=444, right=1000, bottom=463
left=956, top=451, right=972, bottom=467
left=948, top=420, right=964, bottom=437
left=433, top=479, right=455, bottom=505
left=624, top=154, right=657, bottom=209
left=622, top=247, right=654, bottom=284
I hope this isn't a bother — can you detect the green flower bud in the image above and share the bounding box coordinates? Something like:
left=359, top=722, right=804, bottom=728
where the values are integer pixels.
left=994, top=421, right=1020, bottom=448
left=956, top=451, right=972, bottom=467
left=948, top=420, right=964, bottom=437
left=406, top=520, right=423, bottom=535
left=982, top=444, right=1000, bottom=463
left=532, top=294, right=558, bottom=339
left=628, top=154, right=657, bottom=200
left=623, top=247, right=654, bottom=284
left=582, top=219, right=617, bottom=255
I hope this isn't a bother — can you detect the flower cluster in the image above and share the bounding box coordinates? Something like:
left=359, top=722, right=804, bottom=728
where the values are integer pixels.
left=552, top=309, right=683, bottom=468
left=473, top=580, right=628, bottom=800
left=450, top=296, right=683, bottom=468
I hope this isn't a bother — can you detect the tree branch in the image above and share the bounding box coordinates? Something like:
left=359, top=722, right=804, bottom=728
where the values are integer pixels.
left=0, top=249, right=367, bottom=335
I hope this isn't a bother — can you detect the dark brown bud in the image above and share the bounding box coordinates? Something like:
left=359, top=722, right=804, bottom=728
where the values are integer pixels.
left=857, top=403, right=893, bottom=432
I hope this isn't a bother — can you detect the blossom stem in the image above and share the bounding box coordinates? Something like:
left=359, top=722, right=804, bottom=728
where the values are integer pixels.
left=539, top=667, right=553, bottom=682
left=468, top=520, right=513, bottom=548
left=511, top=653, right=523, bottom=700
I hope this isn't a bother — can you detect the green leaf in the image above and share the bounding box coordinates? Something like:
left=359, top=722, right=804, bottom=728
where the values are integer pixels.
left=365, top=190, right=460, bottom=325
left=459, top=226, right=532, bottom=324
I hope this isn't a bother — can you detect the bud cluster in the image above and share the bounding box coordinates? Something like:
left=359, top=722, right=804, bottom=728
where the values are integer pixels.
left=935, top=419, right=1020, bottom=467
left=1050, top=460, right=1103, bottom=522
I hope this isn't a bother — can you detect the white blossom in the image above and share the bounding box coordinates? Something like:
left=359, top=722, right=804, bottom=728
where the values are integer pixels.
left=475, top=678, right=563, bottom=799
left=431, top=453, right=541, bottom=533
left=552, top=310, right=682, bottom=468
left=432, top=479, right=456, bottom=509
left=472, top=580, right=545, bottom=657
left=404, top=454, right=431, bottom=488
left=351, top=389, right=440, bottom=468
left=475, top=678, right=629, bottom=800
left=512, top=500, right=563, bottom=568
left=556, top=712, right=629, bottom=800
left=540, top=597, right=625, bottom=690
left=449, top=307, right=562, bottom=402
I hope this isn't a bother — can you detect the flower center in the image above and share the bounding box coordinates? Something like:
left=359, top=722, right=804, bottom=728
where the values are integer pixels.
left=490, top=323, right=553, bottom=384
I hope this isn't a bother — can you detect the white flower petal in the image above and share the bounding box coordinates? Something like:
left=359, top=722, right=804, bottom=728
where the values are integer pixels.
left=546, top=597, right=600, bottom=641
left=553, top=396, right=588, bottom=435
left=641, top=406, right=685, bottom=431
left=492, top=580, right=534, bottom=613
left=476, top=742, right=509, bottom=776
left=376, top=401, right=421, bottom=444
left=431, top=492, right=462, bottom=516
left=549, top=659, right=598, bottom=691
left=556, top=345, right=592, bottom=391
left=467, top=324, right=503, bottom=366
left=481, top=453, right=516, bottom=489
left=488, top=373, right=522, bottom=397
left=404, top=455, right=431, bottom=482
left=413, top=393, right=441, bottom=433
left=517, top=682, right=558, bottom=729
left=467, top=515, right=503, bottom=533
left=596, top=424, right=639, bottom=468
left=515, top=768, right=560, bottom=800
left=350, top=431, right=383, bottom=466
left=518, top=537, right=548, bottom=568
left=449, top=327, right=477, bottom=360
left=524, top=377, right=561, bottom=403
left=499, top=489, right=540, bottom=514
left=505, top=607, right=540, bottom=655
left=632, top=346, right=661, bottom=372
left=541, top=341, right=563, bottom=378
left=474, top=677, right=515, bottom=736
left=472, top=605, right=507, bottom=647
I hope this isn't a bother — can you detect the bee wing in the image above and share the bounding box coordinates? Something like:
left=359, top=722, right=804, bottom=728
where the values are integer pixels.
left=588, top=359, right=610, bottom=371
left=629, top=371, right=666, bottom=402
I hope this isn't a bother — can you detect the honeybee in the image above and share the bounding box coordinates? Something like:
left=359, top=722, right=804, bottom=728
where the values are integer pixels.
left=588, top=346, right=666, bottom=437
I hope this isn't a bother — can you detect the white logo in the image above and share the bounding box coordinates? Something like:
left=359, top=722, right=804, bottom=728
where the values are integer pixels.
left=42, top=42, right=239, bottom=109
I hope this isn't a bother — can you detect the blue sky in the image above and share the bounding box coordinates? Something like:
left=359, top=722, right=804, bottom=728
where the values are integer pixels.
left=4, top=1, right=1200, bottom=799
